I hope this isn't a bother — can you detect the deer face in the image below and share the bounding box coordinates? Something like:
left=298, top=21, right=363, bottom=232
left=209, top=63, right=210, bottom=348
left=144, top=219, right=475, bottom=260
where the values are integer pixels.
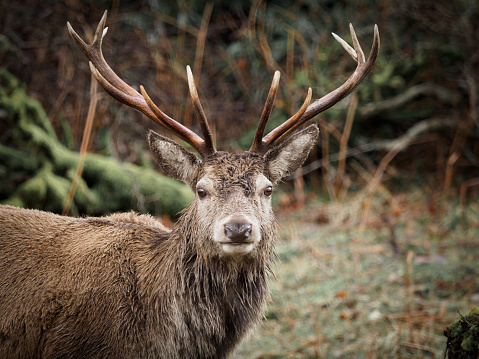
left=148, top=125, right=319, bottom=257
left=68, top=12, right=378, bottom=257
left=195, top=154, right=272, bottom=256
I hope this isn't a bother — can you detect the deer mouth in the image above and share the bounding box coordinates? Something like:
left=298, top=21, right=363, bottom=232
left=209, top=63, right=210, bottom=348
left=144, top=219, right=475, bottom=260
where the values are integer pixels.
left=218, top=241, right=256, bottom=254
left=219, top=241, right=254, bottom=249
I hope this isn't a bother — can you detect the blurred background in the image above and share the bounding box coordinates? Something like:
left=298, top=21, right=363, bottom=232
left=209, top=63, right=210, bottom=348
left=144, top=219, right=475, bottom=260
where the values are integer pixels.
left=1, top=0, right=478, bottom=357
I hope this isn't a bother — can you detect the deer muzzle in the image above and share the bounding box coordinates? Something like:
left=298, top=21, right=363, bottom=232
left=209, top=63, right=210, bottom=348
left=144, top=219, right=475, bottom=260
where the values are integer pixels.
left=215, top=214, right=259, bottom=255
left=224, top=221, right=253, bottom=243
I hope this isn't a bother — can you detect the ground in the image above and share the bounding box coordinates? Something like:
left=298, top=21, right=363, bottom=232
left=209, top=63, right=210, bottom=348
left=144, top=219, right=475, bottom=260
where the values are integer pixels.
left=238, top=187, right=479, bottom=358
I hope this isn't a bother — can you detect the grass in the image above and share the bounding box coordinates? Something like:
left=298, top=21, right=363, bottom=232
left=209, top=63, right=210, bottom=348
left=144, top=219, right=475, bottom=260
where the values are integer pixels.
left=237, top=188, right=479, bottom=358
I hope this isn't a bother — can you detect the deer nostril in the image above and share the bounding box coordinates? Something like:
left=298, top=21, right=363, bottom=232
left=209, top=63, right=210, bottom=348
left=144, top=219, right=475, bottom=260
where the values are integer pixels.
left=224, top=222, right=252, bottom=242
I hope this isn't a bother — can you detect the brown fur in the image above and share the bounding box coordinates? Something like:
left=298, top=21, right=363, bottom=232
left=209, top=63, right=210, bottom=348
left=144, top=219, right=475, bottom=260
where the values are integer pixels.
left=0, top=125, right=319, bottom=358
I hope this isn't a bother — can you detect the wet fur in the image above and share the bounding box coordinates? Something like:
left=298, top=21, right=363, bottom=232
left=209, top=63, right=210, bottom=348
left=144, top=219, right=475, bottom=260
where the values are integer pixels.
left=0, top=205, right=270, bottom=358
left=0, top=124, right=318, bottom=358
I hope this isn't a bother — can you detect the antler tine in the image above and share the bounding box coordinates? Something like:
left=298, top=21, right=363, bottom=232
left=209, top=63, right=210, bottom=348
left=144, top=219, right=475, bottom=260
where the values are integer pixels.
left=250, top=71, right=281, bottom=152
left=261, top=87, right=312, bottom=147
left=332, top=31, right=357, bottom=62
left=67, top=11, right=137, bottom=98
left=349, top=23, right=366, bottom=64
left=299, top=24, right=379, bottom=125
left=139, top=86, right=211, bottom=156
left=186, top=66, right=216, bottom=155
left=88, top=61, right=192, bottom=142
left=255, top=24, right=380, bottom=153
left=68, top=11, right=213, bottom=157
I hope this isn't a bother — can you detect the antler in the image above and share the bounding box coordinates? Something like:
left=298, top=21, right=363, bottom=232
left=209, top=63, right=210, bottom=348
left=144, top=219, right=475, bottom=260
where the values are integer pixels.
left=67, top=10, right=216, bottom=157
left=251, top=24, right=380, bottom=154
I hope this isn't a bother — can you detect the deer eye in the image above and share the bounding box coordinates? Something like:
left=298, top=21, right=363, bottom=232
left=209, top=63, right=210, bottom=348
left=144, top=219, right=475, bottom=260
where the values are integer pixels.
left=197, top=188, right=208, bottom=199
left=263, top=186, right=273, bottom=198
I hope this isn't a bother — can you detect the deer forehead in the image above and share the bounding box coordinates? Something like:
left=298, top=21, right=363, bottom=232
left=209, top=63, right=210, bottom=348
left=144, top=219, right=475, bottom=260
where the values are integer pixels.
left=197, top=152, right=269, bottom=195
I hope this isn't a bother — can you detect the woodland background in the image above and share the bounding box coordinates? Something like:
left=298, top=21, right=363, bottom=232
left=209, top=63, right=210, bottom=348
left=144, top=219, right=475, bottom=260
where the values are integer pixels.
left=1, top=0, right=479, bottom=357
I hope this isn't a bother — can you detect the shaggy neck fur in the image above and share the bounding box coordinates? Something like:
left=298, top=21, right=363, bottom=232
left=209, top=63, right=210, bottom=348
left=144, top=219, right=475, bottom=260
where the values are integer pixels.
left=137, top=201, right=277, bottom=358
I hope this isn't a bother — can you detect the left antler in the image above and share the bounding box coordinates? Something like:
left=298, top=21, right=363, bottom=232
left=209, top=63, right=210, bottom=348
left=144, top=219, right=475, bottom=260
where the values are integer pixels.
left=67, top=11, right=216, bottom=157
left=251, top=24, right=380, bottom=154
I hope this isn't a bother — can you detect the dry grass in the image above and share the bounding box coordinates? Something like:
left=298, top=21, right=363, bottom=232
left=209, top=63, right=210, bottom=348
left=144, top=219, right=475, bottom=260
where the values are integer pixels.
left=238, top=188, right=479, bottom=358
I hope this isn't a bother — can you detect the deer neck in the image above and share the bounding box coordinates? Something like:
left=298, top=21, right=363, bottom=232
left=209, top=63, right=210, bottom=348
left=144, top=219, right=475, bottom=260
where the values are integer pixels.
left=138, top=205, right=275, bottom=304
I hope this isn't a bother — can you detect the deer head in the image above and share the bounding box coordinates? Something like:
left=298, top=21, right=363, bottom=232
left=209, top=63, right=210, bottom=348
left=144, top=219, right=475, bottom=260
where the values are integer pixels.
left=67, top=11, right=379, bottom=258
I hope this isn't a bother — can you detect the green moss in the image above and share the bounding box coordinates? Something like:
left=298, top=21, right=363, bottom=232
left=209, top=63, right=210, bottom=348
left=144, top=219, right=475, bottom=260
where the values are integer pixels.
left=0, top=68, right=193, bottom=218
left=0, top=142, right=39, bottom=171
left=444, top=307, right=479, bottom=359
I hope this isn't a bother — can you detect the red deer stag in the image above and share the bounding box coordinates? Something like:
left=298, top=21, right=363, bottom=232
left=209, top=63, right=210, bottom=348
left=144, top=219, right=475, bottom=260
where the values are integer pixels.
left=0, top=11, right=379, bottom=359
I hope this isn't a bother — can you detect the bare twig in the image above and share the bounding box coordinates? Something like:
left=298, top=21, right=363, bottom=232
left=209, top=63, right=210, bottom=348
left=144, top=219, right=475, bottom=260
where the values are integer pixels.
left=184, top=3, right=213, bottom=129
left=295, top=117, right=456, bottom=178
left=360, top=84, right=460, bottom=117
left=335, top=93, right=358, bottom=195
left=62, top=73, right=99, bottom=216
left=444, top=151, right=460, bottom=196
left=464, top=65, right=478, bottom=128
left=350, top=160, right=393, bottom=202
left=459, top=177, right=479, bottom=208
left=400, top=342, right=437, bottom=355
left=319, top=119, right=332, bottom=197
left=444, top=65, right=478, bottom=195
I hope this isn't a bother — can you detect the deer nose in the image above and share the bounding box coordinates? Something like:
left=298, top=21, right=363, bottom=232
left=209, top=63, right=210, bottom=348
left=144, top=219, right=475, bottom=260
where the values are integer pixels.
left=224, top=221, right=252, bottom=242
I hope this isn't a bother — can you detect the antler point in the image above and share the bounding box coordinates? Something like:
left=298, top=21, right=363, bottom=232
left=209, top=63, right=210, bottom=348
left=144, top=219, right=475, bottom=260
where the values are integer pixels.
left=100, top=10, right=108, bottom=24
left=66, top=22, right=75, bottom=37
left=140, top=85, right=153, bottom=106
left=187, top=66, right=196, bottom=90
left=273, top=71, right=281, bottom=83
left=186, top=65, right=194, bottom=82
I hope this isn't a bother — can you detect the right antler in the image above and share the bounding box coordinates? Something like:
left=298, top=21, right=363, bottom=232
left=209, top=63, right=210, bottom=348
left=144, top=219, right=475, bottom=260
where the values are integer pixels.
left=251, top=24, right=380, bottom=154
left=67, top=11, right=216, bottom=157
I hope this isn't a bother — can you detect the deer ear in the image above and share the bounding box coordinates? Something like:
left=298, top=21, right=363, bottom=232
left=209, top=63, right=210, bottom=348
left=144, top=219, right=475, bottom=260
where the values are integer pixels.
left=148, top=131, right=201, bottom=187
left=263, top=124, right=319, bottom=184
